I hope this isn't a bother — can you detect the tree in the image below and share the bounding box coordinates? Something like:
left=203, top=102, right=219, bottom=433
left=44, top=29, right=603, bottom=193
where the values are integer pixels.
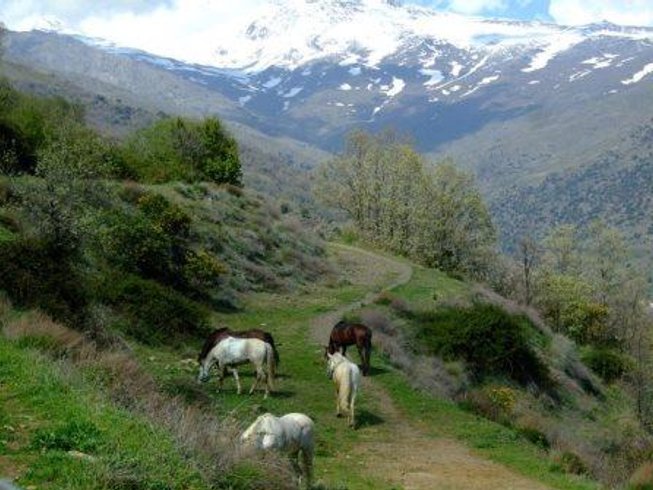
left=123, top=116, right=241, bottom=185
left=316, top=130, right=496, bottom=278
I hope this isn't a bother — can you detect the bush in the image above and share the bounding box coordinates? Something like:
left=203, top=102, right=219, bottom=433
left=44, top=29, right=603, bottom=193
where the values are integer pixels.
left=0, top=236, right=88, bottom=324
left=550, top=450, right=588, bottom=475
left=581, top=347, right=634, bottom=382
left=413, top=302, right=550, bottom=387
left=122, top=116, right=241, bottom=185
left=630, top=462, right=653, bottom=490
left=95, top=210, right=174, bottom=283
left=136, top=193, right=191, bottom=238
left=99, top=274, right=210, bottom=343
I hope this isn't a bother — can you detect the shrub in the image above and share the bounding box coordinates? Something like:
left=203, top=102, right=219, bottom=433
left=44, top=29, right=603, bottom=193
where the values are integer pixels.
left=630, top=462, right=653, bottom=490
left=95, top=210, right=174, bottom=282
left=99, top=273, right=210, bottom=343
left=0, top=236, right=88, bottom=324
left=122, top=116, right=241, bottom=185
left=516, top=423, right=550, bottom=449
left=137, top=192, right=191, bottom=238
left=581, top=347, right=634, bottom=382
left=414, top=302, right=550, bottom=387
left=550, top=450, right=588, bottom=475
left=182, top=249, right=228, bottom=292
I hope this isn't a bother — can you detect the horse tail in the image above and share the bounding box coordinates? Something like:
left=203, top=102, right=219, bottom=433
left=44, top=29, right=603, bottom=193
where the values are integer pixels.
left=263, top=333, right=280, bottom=366
left=266, top=343, right=276, bottom=389
left=349, top=367, right=358, bottom=428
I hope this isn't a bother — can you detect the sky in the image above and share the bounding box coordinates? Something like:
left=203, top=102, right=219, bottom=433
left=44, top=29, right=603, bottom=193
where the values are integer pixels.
left=1, top=0, right=652, bottom=31
left=1, top=0, right=652, bottom=61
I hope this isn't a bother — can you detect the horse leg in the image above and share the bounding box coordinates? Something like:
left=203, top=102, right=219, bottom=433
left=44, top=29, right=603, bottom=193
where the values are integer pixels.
left=217, top=366, right=226, bottom=393
left=335, top=385, right=343, bottom=417
left=230, top=368, right=242, bottom=395
left=249, top=366, right=261, bottom=396
left=301, top=446, right=313, bottom=490
left=349, top=389, right=357, bottom=429
left=289, top=451, right=302, bottom=487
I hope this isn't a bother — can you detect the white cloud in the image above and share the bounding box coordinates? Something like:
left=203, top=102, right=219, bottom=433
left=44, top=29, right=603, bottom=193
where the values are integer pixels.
left=549, top=0, right=653, bottom=27
left=444, top=0, right=507, bottom=15
left=1, top=0, right=268, bottom=66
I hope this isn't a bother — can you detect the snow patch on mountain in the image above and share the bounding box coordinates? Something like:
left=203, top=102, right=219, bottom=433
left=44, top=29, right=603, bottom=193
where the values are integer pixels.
left=263, top=76, right=282, bottom=88
left=381, top=77, right=405, bottom=97
left=420, top=69, right=444, bottom=87
left=622, top=63, right=653, bottom=85
left=582, top=54, right=618, bottom=69
left=522, top=32, right=583, bottom=73
left=282, top=87, right=303, bottom=98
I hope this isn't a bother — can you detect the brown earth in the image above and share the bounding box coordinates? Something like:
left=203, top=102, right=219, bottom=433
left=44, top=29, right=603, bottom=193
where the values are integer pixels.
left=312, top=244, right=552, bottom=490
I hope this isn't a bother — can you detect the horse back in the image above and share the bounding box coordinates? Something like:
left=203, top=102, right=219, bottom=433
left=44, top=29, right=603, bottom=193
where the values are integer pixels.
left=216, top=337, right=266, bottom=365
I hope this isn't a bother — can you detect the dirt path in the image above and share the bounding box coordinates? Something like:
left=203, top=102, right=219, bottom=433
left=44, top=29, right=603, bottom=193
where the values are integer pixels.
left=312, top=244, right=552, bottom=490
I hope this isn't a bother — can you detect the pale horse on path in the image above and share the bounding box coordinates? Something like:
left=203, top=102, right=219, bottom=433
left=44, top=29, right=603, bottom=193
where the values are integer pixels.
left=197, top=336, right=275, bottom=398
left=240, top=412, right=315, bottom=488
left=326, top=351, right=361, bottom=428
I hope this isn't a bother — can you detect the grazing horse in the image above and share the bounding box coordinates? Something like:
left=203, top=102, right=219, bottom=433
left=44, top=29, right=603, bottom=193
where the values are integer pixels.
left=198, top=327, right=280, bottom=370
left=328, top=320, right=372, bottom=375
left=326, top=352, right=361, bottom=428
left=197, top=337, right=275, bottom=398
left=240, top=412, right=314, bottom=488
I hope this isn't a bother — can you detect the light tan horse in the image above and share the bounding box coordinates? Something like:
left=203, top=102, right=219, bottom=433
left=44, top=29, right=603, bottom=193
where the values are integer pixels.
left=326, top=352, right=361, bottom=428
left=240, top=412, right=314, bottom=488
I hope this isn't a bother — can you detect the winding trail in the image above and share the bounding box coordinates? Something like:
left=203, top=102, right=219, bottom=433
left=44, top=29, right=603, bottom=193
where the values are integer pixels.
left=311, top=244, right=552, bottom=490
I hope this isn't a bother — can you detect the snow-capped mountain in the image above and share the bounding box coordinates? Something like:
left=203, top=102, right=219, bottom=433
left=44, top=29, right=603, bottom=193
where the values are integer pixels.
left=3, top=0, right=653, bottom=251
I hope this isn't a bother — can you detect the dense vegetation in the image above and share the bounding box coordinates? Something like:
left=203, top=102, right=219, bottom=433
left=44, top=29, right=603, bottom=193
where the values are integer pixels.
left=0, top=79, right=327, bottom=344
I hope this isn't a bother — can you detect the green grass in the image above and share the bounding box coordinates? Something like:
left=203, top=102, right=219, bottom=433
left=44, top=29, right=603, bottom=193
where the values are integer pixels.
left=2, top=244, right=602, bottom=489
left=133, top=245, right=598, bottom=490
left=133, top=245, right=401, bottom=489
left=391, top=263, right=468, bottom=308
left=0, top=340, right=205, bottom=490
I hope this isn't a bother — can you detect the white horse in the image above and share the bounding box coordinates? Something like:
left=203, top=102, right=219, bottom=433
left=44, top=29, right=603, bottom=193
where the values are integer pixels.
left=326, top=352, right=361, bottom=428
left=240, top=412, right=314, bottom=488
left=197, top=336, right=275, bottom=398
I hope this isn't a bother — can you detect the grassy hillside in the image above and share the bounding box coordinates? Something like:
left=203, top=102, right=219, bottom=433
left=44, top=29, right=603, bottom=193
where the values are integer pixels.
left=0, top=244, right=605, bottom=490
left=0, top=58, right=329, bottom=217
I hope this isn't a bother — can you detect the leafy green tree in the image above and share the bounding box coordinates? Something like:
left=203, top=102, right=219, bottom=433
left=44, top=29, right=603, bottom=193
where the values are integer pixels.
left=123, top=116, right=241, bottom=185
left=412, top=161, right=495, bottom=276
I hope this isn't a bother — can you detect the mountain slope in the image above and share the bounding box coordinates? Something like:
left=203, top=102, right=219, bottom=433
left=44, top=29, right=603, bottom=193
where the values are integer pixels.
left=3, top=0, right=653, bottom=251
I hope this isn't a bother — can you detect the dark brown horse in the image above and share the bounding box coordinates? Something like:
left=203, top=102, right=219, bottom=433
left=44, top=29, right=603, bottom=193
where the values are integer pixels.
left=198, top=327, right=280, bottom=367
left=327, top=320, right=372, bottom=376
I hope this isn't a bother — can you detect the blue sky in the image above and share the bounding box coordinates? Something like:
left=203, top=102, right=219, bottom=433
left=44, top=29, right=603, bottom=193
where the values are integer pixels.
left=411, top=0, right=553, bottom=22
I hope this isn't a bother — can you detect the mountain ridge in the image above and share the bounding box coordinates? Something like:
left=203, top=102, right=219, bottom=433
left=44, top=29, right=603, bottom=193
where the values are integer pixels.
left=3, top=3, right=653, bottom=254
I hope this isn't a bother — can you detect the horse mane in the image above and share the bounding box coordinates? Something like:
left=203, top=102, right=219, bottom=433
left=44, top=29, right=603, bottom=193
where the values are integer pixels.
left=197, top=327, right=230, bottom=362
left=334, top=320, right=348, bottom=329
